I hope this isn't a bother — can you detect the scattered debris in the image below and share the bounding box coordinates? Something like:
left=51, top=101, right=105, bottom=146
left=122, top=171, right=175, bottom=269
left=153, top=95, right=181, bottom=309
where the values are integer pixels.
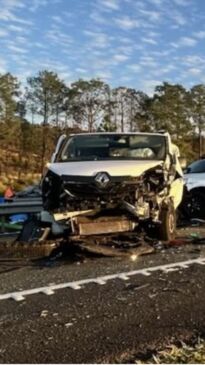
left=65, top=323, right=73, bottom=328
left=40, top=310, right=48, bottom=318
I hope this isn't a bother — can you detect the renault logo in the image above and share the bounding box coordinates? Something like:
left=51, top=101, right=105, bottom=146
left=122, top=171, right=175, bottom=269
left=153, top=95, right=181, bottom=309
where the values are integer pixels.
left=95, top=172, right=110, bottom=188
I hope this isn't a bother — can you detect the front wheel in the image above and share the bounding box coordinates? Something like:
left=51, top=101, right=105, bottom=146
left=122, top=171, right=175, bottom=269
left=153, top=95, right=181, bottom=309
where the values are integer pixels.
left=158, top=204, right=176, bottom=241
left=181, top=189, right=205, bottom=219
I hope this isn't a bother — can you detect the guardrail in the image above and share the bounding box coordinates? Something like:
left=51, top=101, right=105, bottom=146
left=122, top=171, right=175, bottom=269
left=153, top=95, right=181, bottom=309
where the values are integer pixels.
left=0, top=200, right=43, bottom=233
left=0, top=200, right=43, bottom=215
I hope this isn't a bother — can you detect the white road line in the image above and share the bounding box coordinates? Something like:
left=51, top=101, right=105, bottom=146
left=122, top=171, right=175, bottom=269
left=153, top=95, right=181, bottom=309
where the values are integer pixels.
left=0, top=258, right=205, bottom=302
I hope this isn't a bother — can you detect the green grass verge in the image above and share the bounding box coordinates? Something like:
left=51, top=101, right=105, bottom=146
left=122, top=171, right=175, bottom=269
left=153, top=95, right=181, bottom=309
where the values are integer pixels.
left=135, top=338, right=205, bottom=364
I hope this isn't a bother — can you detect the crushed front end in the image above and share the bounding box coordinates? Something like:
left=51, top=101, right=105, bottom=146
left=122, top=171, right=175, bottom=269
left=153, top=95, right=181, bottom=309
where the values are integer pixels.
left=41, top=133, right=184, bottom=241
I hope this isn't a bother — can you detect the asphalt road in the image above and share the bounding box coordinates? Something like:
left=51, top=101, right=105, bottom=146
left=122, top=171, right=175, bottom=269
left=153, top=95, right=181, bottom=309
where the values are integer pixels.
left=0, top=237, right=205, bottom=363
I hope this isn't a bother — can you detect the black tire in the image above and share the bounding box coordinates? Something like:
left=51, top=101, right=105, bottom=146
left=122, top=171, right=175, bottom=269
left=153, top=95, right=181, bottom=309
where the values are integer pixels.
left=182, top=189, right=205, bottom=219
left=158, top=204, right=176, bottom=241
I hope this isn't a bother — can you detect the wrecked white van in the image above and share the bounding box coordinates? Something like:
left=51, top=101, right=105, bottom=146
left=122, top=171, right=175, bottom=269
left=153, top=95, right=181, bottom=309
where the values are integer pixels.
left=42, top=132, right=184, bottom=241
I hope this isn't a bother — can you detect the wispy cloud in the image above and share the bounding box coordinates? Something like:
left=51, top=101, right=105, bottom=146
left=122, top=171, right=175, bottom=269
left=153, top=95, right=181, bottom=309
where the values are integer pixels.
left=112, top=54, right=129, bottom=62
left=188, top=67, right=202, bottom=75
left=173, top=0, right=187, bottom=6
left=0, top=0, right=32, bottom=25
left=99, top=0, right=120, bottom=11
left=29, top=0, right=49, bottom=12
left=0, top=0, right=204, bottom=93
left=139, top=9, right=162, bottom=22
left=7, top=44, right=28, bottom=54
left=139, top=56, right=159, bottom=68
left=127, top=64, right=142, bottom=73
left=0, top=29, right=9, bottom=37
left=46, top=26, right=73, bottom=48
left=115, top=16, right=140, bottom=30
left=142, top=37, right=157, bottom=45
left=172, top=36, right=197, bottom=47
left=141, top=79, right=161, bottom=96
left=84, top=30, right=112, bottom=49
left=8, top=24, right=26, bottom=32
left=194, top=31, right=205, bottom=39
left=172, top=12, right=187, bottom=26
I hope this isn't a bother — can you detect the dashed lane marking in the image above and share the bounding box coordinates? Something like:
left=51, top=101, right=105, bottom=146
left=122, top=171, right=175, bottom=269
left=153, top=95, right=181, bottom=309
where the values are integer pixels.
left=0, top=257, right=205, bottom=302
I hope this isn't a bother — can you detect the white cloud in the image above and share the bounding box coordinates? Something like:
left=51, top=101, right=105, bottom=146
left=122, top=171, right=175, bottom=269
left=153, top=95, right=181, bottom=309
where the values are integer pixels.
left=29, top=0, right=49, bottom=12
left=173, top=13, right=187, bottom=26
left=183, top=55, right=205, bottom=67
left=16, top=35, right=27, bottom=43
left=52, top=15, right=63, bottom=23
left=116, top=45, right=133, bottom=56
left=139, top=9, right=161, bottom=22
left=139, top=56, right=158, bottom=68
left=148, top=0, right=164, bottom=6
left=33, top=42, right=46, bottom=48
left=46, top=27, right=73, bottom=48
left=173, top=0, right=187, bottom=6
left=0, top=29, right=9, bottom=37
left=127, top=64, right=142, bottom=73
left=84, top=30, right=111, bottom=49
left=194, top=31, right=205, bottom=39
left=99, top=0, right=119, bottom=11
left=115, top=16, right=140, bottom=30
left=142, top=79, right=161, bottom=96
left=179, top=37, right=197, bottom=47
left=149, top=64, right=176, bottom=76
left=0, top=0, right=32, bottom=25
left=172, top=37, right=197, bottom=48
left=8, top=24, right=25, bottom=32
left=146, top=31, right=160, bottom=38
left=90, top=11, right=107, bottom=24
left=96, top=70, right=112, bottom=80
left=119, top=37, right=133, bottom=44
left=188, top=67, right=202, bottom=75
left=8, top=44, right=28, bottom=54
left=75, top=67, right=87, bottom=74
left=142, top=37, right=157, bottom=45
left=112, top=54, right=129, bottom=62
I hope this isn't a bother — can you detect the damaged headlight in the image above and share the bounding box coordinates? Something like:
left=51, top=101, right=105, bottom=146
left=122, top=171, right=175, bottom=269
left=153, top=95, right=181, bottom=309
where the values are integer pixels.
left=143, top=166, right=165, bottom=191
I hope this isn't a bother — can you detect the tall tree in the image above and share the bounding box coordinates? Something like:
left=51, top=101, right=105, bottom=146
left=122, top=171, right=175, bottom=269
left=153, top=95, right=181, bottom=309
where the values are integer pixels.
left=26, top=70, right=66, bottom=170
left=189, top=84, right=205, bottom=157
left=69, top=79, right=109, bottom=132
left=111, top=87, right=149, bottom=132
left=149, top=82, right=191, bottom=136
left=0, top=73, right=20, bottom=123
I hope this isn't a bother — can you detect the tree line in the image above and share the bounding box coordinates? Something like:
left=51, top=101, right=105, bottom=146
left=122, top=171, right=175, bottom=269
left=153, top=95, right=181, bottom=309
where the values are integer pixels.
left=1, top=70, right=205, bottom=174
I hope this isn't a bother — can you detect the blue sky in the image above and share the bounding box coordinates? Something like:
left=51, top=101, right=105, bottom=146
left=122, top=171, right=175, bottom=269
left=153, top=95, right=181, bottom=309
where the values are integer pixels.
left=0, top=0, right=205, bottom=94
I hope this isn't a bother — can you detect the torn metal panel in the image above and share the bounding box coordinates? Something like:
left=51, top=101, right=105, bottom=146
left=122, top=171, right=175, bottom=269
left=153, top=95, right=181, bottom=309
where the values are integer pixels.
left=78, top=242, right=154, bottom=257
left=71, top=216, right=136, bottom=236
left=54, top=209, right=97, bottom=221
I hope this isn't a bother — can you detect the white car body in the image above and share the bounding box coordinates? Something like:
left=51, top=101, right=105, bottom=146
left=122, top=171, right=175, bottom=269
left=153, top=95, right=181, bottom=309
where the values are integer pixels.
left=42, top=132, right=184, bottom=240
left=184, top=160, right=205, bottom=191
left=182, top=159, right=205, bottom=218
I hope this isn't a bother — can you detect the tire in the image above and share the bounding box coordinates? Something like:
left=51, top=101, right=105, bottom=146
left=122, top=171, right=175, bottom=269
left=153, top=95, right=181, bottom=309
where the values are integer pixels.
left=158, top=203, right=176, bottom=241
left=182, top=189, right=205, bottom=219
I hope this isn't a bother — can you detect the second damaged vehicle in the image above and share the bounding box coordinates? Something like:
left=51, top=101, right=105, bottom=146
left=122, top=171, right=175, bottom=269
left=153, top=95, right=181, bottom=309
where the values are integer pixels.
left=42, top=133, right=184, bottom=241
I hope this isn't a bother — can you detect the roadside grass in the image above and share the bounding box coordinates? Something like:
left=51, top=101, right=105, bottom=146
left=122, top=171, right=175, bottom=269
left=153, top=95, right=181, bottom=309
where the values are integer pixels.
left=134, top=338, right=205, bottom=364
left=0, top=173, right=41, bottom=194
